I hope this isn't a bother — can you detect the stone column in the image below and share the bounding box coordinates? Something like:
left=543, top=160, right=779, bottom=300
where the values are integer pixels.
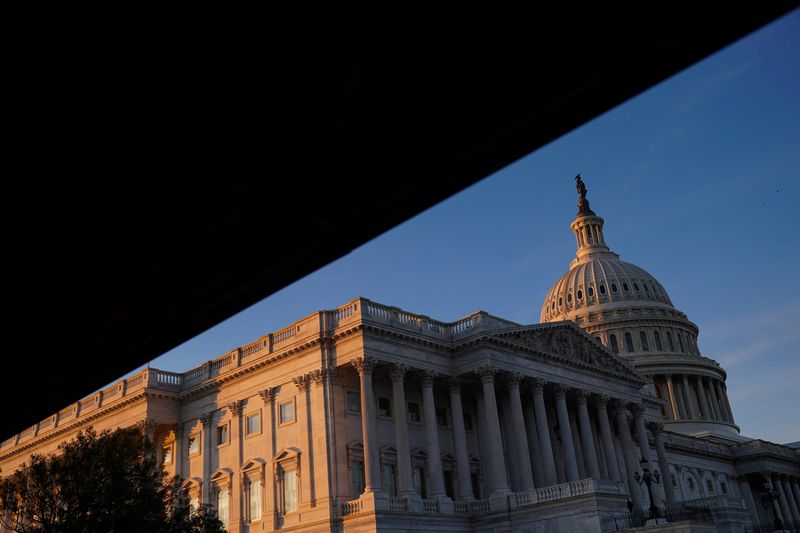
left=531, top=379, right=558, bottom=486
left=475, top=364, right=510, bottom=496
left=782, top=476, right=800, bottom=523
left=595, top=395, right=621, bottom=482
left=447, top=377, right=474, bottom=501
left=506, top=373, right=535, bottom=490
left=226, top=400, right=243, bottom=528
left=775, top=473, right=793, bottom=526
left=419, top=370, right=447, bottom=500
left=648, top=422, right=675, bottom=504
left=522, top=393, right=546, bottom=488
left=554, top=385, right=580, bottom=482
left=694, top=377, right=710, bottom=420
left=713, top=381, right=729, bottom=422
left=172, top=423, right=184, bottom=480
left=613, top=402, right=643, bottom=505
left=721, top=383, right=735, bottom=424
left=200, top=412, right=214, bottom=505
left=680, top=375, right=697, bottom=419
left=631, top=404, right=652, bottom=467
left=736, top=475, right=760, bottom=525
left=665, top=375, right=680, bottom=420
left=791, top=479, right=800, bottom=518
left=575, top=390, right=600, bottom=480
left=390, top=365, right=415, bottom=498
left=707, top=379, right=722, bottom=421
left=258, top=387, right=277, bottom=527
left=352, top=357, right=383, bottom=494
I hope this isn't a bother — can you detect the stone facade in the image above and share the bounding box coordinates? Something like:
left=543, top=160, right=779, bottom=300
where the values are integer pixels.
left=1, top=183, right=799, bottom=532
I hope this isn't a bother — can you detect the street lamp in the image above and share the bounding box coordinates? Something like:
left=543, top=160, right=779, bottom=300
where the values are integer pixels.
left=633, top=457, right=661, bottom=520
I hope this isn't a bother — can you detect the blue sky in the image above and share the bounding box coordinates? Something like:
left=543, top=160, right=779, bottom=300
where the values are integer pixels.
left=135, top=11, right=800, bottom=444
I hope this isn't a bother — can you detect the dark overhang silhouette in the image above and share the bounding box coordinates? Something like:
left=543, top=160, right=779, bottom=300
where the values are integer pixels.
left=5, top=6, right=797, bottom=436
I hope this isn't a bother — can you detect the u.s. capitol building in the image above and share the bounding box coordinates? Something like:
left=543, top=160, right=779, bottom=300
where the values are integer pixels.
left=2, top=178, right=799, bottom=532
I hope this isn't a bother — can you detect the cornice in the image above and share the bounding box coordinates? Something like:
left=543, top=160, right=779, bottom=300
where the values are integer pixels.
left=0, top=391, right=147, bottom=461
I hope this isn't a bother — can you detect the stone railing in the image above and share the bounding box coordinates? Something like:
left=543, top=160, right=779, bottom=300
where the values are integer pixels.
left=388, top=496, right=408, bottom=512
left=421, top=499, right=439, bottom=512
left=683, top=495, right=745, bottom=510
left=733, top=439, right=800, bottom=460
left=509, top=478, right=626, bottom=509
left=340, top=499, right=363, bottom=516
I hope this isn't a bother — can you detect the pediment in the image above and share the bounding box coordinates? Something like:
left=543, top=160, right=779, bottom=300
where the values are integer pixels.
left=492, top=323, right=644, bottom=383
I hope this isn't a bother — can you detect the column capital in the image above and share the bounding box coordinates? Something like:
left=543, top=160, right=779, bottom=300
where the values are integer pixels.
left=388, top=364, right=408, bottom=383
left=474, top=363, right=496, bottom=384
left=171, top=423, right=184, bottom=438
left=595, top=393, right=610, bottom=409
left=610, top=399, right=630, bottom=417
left=352, top=355, right=378, bottom=376
left=137, top=418, right=157, bottom=433
left=293, top=373, right=312, bottom=391
left=309, top=369, right=325, bottom=387
left=417, top=369, right=437, bottom=387
left=258, top=387, right=278, bottom=405
left=553, top=383, right=569, bottom=401
left=199, top=412, right=214, bottom=426
left=226, top=399, right=243, bottom=417
left=646, top=421, right=664, bottom=434
left=630, top=403, right=646, bottom=418
left=504, top=372, right=524, bottom=389
left=447, top=376, right=462, bottom=393
left=575, top=389, right=589, bottom=405
left=529, top=377, right=547, bottom=394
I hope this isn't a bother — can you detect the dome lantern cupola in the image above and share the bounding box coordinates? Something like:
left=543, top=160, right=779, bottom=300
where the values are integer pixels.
left=570, top=174, right=611, bottom=268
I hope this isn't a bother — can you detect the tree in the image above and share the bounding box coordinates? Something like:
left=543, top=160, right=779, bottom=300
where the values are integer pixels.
left=0, top=427, right=225, bottom=533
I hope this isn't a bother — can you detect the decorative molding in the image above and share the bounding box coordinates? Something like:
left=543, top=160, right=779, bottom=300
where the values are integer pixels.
left=309, top=369, right=324, bottom=387
left=293, top=374, right=312, bottom=391
left=474, top=363, right=496, bottom=384
left=595, top=393, right=610, bottom=409
left=351, top=356, right=377, bottom=376
left=226, top=399, right=243, bottom=417
left=388, top=364, right=408, bottom=383
left=259, top=387, right=278, bottom=405
left=417, top=369, right=437, bottom=387
left=553, top=383, right=569, bottom=401
left=447, top=377, right=462, bottom=394
left=574, top=389, right=588, bottom=405
left=504, top=372, right=524, bottom=388
left=530, top=377, right=547, bottom=395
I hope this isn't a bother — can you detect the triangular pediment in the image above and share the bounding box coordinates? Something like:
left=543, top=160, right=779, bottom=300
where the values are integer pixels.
left=492, top=322, right=645, bottom=384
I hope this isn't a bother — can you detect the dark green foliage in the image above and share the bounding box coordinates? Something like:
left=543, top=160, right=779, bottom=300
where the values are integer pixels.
left=0, top=427, right=225, bottom=533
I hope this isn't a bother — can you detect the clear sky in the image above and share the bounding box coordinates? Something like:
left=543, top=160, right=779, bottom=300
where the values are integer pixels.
left=134, top=11, right=800, bottom=444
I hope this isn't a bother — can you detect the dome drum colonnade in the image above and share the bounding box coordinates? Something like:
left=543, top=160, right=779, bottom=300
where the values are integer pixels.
left=348, top=354, right=673, bottom=510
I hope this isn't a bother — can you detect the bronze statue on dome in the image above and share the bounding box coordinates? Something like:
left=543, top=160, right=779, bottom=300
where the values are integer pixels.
left=575, top=173, right=596, bottom=216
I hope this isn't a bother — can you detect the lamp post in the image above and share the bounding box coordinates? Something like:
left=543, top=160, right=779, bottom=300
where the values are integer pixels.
left=633, top=457, right=661, bottom=520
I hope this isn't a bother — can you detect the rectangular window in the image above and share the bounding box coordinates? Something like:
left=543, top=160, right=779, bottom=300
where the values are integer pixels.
left=383, top=463, right=397, bottom=497
left=407, top=402, right=421, bottom=423
left=470, top=473, right=480, bottom=499
left=444, top=470, right=454, bottom=499
left=217, top=424, right=229, bottom=446
left=720, top=481, right=728, bottom=494
left=246, top=412, right=261, bottom=435
left=217, top=488, right=229, bottom=527
left=463, top=412, right=473, bottom=431
left=351, top=461, right=364, bottom=497
left=189, top=497, right=199, bottom=515
left=249, top=480, right=262, bottom=522
left=279, top=400, right=295, bottom=425
left=162, top=444, right=173, bottom=464
left=706, top=479, right=714, bottom=493
left=436, top=407, right=448, bottom=427
left=188, top=434, right=200, bottom=455
left=671, top=473, right=677, bottom=488
left=346, top=391, right=361, bottom=413
left=378, top=396, right=392, bottom=418
left=283, top=470, right=297, bottom=513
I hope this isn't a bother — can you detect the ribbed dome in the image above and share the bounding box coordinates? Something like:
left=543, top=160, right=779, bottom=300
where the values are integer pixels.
left=540, top=254, right=673, bottom=322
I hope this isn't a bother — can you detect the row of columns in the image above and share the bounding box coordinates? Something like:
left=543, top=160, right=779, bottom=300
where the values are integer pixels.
left=351, top=356, right=671, bottom=505
left=660, top=374, right=734, bottom=423
left=740, top=472, right=800, bottom=527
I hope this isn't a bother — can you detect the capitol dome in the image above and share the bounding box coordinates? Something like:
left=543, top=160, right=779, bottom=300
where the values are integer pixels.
left=541, top=175, right=739, bottom=437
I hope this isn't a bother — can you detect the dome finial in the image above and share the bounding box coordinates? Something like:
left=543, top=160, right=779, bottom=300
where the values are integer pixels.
left=575, top=173, right=596, bottom=216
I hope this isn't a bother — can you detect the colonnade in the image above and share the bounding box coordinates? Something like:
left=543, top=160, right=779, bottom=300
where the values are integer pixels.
left=351, top=356, right=672, bottom=505
left=655, top=374, right=734, bottom=423
left=739, top=472, right=800, bottom=527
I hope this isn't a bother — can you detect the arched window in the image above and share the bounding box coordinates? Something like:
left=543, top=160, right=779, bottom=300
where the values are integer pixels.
left=667, top=332, right=675, bottom=351
left=609, top=334, right=619, bottom=354
left=588, top=286, right=594, bottom=297
left=624, top=332, right=634, bottom=353
left=640, top=331, right=649, bottom=351
left=567, top=293, right=572, bottom=303
left=594, top=336, right=602, bottom=344
left=558, top=297, right=562, bottom=307
left=654, top=331, right=663, bottom=351
left=623, top=282, right=629, bottom=291
left=644, top=284, right=649, bottom=293
left=633, top=282, right=640, bottom=291
left=577, top=290, right=583, bottom=300
left=677, top=333, right=685, bottom=353
left=611, top=283, right=618, bottom=292
left=599, top=284, right=606, bottom=294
